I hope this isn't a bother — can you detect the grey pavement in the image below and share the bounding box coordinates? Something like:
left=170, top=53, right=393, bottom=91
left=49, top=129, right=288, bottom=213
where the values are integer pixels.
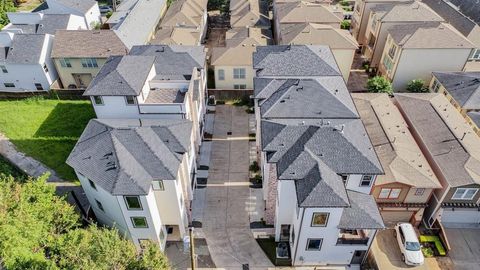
left=444, top=228, right=480, bottom=270
left=198, top=105, right=273, bottom=269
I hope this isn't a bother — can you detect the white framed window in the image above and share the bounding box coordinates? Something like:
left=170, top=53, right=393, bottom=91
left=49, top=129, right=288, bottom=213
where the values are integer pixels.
left=218, top=69, right=225, bottom=80
left=388, top=43, right=396, bottom=59
left=234, top=84, right=246, bottom=90
left=4, top=83, right=15, bottom=88
left=131, top=217, right=148, bottom=228
left=415, top=188, right=425, bottom=196
left=378, top=188, right=401, bottom=199
left=233, top=68, right=246, bottom=79
left=125, top=96, right=136, bottom=105
left=124, top=196, right=143, bottom=210
left=92, top=96, right=103, bottom=105
left=311, top=212, right=329, bottom=227
left=81, top=58, right=98, bottom=68
left=306, top=238, right=323, bottom=251
left=452, top=188, right=478, bottom=200
left=431, top=79, right=441, bottom=92
left=469, top=49, right=480, bottom=60
left=0, top=65, right=8, bottom=73
left=95, top=199, right=104, bottom=211
left=35, top=83, right=43, bottom=91
left=59, top=58, right=72, bottom=68
left=43, top=63, right=49, bottom=73
left=88, top=179, right=97, bottom=190
left=360, top=175, right=373, bottom=187
left=383, top=56, right=394, bottom=72
left=152, top=180, right=164, bottom=191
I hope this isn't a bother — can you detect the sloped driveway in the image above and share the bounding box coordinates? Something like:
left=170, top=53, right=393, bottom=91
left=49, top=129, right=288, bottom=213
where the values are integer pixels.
left=200, top=105, right=273, bottom=269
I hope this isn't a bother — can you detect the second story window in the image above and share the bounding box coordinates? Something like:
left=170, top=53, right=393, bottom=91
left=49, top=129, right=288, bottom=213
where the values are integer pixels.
left=35, top=83, right=43, bottom=91
left=311, top=212, right=329, bottom=227
left=360, top=175, right=373, bottom=187
left=233, top=68, right=246, bottom=79
left=218, top=69, right=225, bottom=80
left=43, top=64, right=49, bottom=73
left=4, top=83, right=15, bottom=88
left=93, top=96, right=103, bottom=105
left=431, top=79, right=441, bottom=92
left=81, top=58, right=98, bottom=68
left=415, top=188, right=425, bottom=196
left=0, top=65, right=8, bottom=73
left=379, top=188, right=401, bottom=199
left=131, top=217, right=148, bottom=228
left=152, top=180, right=164, bottom=191
left=452, top=188, right=478, bottom=200
left=124, top=195, right=143, bottom=210
left=95, top=199, right=104, bottom=211
left=469, top=49, right=480, bottom=60
left=59, top=58, right=72, bottom=68
left=125, top=96, right=136, bottom=105
left=88, top=179, right=97, bottom=190
left=368, top=35, right=376, bottom=49
left=388, top=44, right=396, bottom=59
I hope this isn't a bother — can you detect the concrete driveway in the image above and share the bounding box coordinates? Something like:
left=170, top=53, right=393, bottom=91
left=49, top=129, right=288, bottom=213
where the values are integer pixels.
left=444, top=228, right=480, bottom=270
left=371, top=229, right=443, bottom=270
left=199, top=105, right=273, bottom=269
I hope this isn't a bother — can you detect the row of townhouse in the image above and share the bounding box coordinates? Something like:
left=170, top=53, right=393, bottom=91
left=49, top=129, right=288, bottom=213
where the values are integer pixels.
left=0, top=0, right=102, bottom=92
left=351, top=0, right=480, bottom=90
left=253, top=45, right=385, bottom=267
left=151, top=0, right=208, bottom=46
left=210, top=0, right=272, bottom=91
left=67, top=44, right=207, bottom=250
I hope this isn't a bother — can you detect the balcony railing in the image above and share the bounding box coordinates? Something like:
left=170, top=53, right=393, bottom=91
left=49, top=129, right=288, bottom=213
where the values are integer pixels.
left=336, top=237, right=369, bottom=245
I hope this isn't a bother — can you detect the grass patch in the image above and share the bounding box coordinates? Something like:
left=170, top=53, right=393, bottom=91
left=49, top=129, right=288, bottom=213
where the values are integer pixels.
left=17, top=0, right=42, bottom=11
left=0, top=97, right=95, bottom=181
left=0, top=155, right=27, bottom=179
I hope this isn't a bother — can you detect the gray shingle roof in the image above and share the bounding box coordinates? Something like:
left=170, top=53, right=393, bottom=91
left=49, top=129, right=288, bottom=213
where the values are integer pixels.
left=67, top=119, right=192, bottom=195
left=423, top=0, right=479, bottom=36
left=49, top=0, right=97, bottom=13
left=37, top=14, right=73, bottom=35
left=83, top=55, right=155, bottom=96
left=130, top=45, right=205, bottom=80
left=3, top=34, right=47, bottom=64
left=254, top=78, right=358, bottom=119
left=253, top=45, right=341, bottom=77
left=338, top=190, right=385, bottom=229
left=433, top=72, right=480, bottom=110
left=468, top=111, right=480, bottom=128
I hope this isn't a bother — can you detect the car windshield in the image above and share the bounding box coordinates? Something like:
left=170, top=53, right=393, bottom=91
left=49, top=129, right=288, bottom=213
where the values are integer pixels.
left=406, top=241, right=421, bottom=251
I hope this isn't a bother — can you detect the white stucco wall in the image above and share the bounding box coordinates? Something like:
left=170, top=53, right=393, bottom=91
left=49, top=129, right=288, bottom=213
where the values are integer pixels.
left=346, top=174, right=375, bottom=194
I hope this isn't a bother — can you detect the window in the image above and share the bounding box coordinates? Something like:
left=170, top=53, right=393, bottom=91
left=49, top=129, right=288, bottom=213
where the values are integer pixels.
left=234, top=84, right=247, bottom=89
left=378, top=188, right=401, bottom=199
left=81, top=58, right=98, bottom=68
left=125, top=96, right=136, bottom=105
left=452, top=188, right=478, bottom=200
left=371, top=18, right=377, bottom=30
left=306, top=238, right=323, bottom=251
left=59, top=58, right=72, bottom=68
left=95, top=199, right=104, bottom=211
left=124, top=196, right=143, bottom=210
left=383, top=56, right=393, bottom=73
left=469, top=49, right=480, bottom=60
left=43, top=64, right=49, bottom=73
left=431, top=79, right=441, bottom=93
left=415, top=188, right=425, bottom=196
left=311, top=212, right=329, bottom=227
left=233, top=68, right=246, bottom=79
left=0, top=65, right=7, bottom=73
left=131, top=217, right=148, bottom=228
left=159, top=229, right=165, bottom=242
left=152, top=180, right=165, bottom=191
left=388, top=44, right=396, bottom=59
left=93, top=96, right=103, bottom=105
left=340, top=174, right=348, bottom=183
left=88, top=179, right=97, bottom=190
left=368, top=35, right=376, bottom=48
left=360, top=175, right=373, bottom=187
left=218, top=69, right=225, bottom=80
left=35, top=83, right=43, bottom=91
left=4, top=83, right=15, bottom=88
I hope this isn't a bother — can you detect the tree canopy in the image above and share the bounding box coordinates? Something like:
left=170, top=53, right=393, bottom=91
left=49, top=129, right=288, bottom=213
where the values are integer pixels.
left=0, top=174, right=169, bottom=270
left=406, top=79, right=429, bottom=93
left=366, top=76, right=393, bottom=95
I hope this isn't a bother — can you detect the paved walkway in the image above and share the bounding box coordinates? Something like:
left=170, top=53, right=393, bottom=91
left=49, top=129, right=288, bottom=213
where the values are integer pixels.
left=200, top=105, right=273, bottom=269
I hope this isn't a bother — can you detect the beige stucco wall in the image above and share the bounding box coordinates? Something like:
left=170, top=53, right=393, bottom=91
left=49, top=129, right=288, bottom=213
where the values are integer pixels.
left=372, top=183, right=409, bottom=203
left=404, top=188, right=433, bottom=203
left=213, top=65, right=255, bottom=90
left=332, top=48, right=355, bottom=81
left=53, top=57, right=107, bottom=88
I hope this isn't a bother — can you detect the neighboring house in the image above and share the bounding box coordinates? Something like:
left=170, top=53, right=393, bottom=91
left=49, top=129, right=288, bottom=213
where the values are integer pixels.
left=151, top=0, right=208, bottom=45
left=211, top=27, right=272, bottom=90
left=362, top=1, right=444, bottom=67
left=4, top=12, right=86, bottom=35
left=378, top=22, right=474, bottom=90
left=42, top=0, right=101, bottom=29
left=107, top=0, right=167, bottom=49
left=67, top=118, right=196, bottom=250
left=278, top=23, right=358, bottom=81
left=350, top=0, right=412, bottom=44
left=430, top=71, right=480, bottom=135
left=423, top=0, right=480, bottom=71
left=395, top=93, right=480, bottom=228
left=51, top=30, right=128, bottom=89
left=353, top=93, right=442, bottom=227
left=230, top=0, right=270, bottom=29
left=253, top=45, right=385, bottom=267
left=273, top=1, right=343, bottom=42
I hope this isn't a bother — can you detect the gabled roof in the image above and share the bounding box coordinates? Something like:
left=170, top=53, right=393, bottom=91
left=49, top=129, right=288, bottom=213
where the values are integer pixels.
left=353, top=93, right=441, bottom=188
left=253, top=45, right=341, bottom=77
left=67, top=119, right=192, bottom=196
left=261, top=119, right=383, bottom=206
left=230, top=0, right=270, bottom=28
left=52, top=30, right=128, bottom=58
left=373, top=1, right=444, bottom=22
left=83, top=55, right=155, bottom=96
left=433, top=72, right=480, bottom=110
left=280, top=23, right=358, bottom=49
left=46, top=0, right=97, bottom=13
left=276, top=1, right=343, bottom=24
left=3, top=14, right=78, bottom=35
left=338, top=190, right=385, bottom=229
left=423, top=0, right=479, bottom=36
left=160, top=0, right=204, bottom=27
left=388, top=22, right=475, bottom=49
left=2, top=34, right=47, bottom=64
left=152, top=26, right=201, bottom=46
left=130, top=45, right=205, bottom=80
left=254, top=78, right=358, bottom=119
left=395, top=93, right=480, bottom=187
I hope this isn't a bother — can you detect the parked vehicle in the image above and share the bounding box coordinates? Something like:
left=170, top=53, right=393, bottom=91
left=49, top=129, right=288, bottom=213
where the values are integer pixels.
left=99, top=5, right=112, bottom=14
left=394, top=223, right=424, bottom=266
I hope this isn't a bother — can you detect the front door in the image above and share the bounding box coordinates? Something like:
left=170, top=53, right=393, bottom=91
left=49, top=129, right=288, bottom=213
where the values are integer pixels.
left=350, top=250, right=366, bottom=265
left=72, top=73, right=93, bottom=89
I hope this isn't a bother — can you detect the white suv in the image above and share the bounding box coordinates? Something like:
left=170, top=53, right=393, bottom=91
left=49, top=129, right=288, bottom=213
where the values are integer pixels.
left=394, top=223, right=424, bottom=266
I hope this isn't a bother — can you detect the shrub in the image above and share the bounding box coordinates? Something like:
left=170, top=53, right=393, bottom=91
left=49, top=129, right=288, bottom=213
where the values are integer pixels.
left=366, top=76, right=393, bottom=95
left=249, top=161, right=260, bottom=172
left=406, top=79, right=429, bottom=93
left=341, top=20, right=351, bottom=30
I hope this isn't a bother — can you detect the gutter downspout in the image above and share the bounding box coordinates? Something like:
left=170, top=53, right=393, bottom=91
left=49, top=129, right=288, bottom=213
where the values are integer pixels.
left=292, top=207, right=305, bottom=266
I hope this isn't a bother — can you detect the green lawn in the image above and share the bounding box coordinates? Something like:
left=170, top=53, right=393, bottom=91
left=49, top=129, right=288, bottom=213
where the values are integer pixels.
left=17, top=0, right=42, bottom=11
left=0, top=98, right=95, bottom=181
left=0, top=155, right=27, bottom=179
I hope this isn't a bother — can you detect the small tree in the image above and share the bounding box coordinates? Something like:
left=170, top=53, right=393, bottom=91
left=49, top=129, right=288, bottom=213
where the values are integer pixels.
left=366, top=76, right=393, bottom=95
left=406, top=79, right=429, bottom=93
left=341, top=20, right=351, bottom=30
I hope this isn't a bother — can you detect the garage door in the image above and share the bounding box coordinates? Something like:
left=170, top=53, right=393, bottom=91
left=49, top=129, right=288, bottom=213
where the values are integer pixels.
left=381, top=211, right=414, bottom=227
left=441, top=209, right=480, bottom=226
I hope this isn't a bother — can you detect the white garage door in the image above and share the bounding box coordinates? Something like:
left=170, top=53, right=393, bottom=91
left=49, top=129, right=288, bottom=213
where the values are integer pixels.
left=381, top=211, right=414, bottom=227
left=441, top=209, right=480, bottom=227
